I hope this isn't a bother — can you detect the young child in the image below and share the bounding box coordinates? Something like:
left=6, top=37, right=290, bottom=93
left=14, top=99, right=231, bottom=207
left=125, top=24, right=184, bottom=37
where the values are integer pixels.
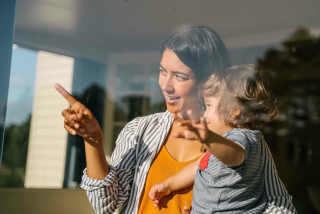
left=149, top=64, right=296, bottom=213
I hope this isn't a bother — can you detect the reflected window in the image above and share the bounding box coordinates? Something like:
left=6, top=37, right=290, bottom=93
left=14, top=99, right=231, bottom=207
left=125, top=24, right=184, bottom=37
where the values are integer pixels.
left=104, top=52, right=163, bottom=153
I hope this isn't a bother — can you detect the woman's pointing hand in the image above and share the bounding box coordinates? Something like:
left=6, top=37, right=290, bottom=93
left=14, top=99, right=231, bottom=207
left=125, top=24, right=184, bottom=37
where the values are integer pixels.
left=55, top=83, right=103, bottom=145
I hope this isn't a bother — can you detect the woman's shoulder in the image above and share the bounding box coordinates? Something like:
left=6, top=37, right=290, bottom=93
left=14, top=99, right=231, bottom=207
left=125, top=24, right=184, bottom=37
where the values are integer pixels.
left=124, top=110, right=173, bottom=131
left=131, top=110, right=172, bottom=124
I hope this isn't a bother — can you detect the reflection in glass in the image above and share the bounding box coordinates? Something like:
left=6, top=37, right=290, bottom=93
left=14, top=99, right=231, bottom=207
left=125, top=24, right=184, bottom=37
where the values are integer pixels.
left=147, top=63, right=161, bottom=91
left=114, top=95, right=144, bottom=122
left=0, top=47, right=36, bottom=187
left=2, top=3, right=320, bottom=210
left=116, top=64, right=145, bottom=91
left=258, top=28, right=320, bottom=211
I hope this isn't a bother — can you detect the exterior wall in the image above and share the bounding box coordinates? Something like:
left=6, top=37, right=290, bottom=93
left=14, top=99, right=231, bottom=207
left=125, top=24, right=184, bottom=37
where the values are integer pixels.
left=24, top=51, right=74, bottom=188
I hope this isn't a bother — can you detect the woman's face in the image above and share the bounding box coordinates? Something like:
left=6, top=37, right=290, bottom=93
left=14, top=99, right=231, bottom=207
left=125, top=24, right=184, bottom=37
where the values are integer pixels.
left=159, top=49, right=198, bottom=117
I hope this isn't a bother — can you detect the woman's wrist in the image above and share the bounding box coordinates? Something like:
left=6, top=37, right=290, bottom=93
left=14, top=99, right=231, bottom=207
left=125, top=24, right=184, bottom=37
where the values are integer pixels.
left=84, top=129, right=109, bottom=179
left=84, top=129, right=104, bottom=147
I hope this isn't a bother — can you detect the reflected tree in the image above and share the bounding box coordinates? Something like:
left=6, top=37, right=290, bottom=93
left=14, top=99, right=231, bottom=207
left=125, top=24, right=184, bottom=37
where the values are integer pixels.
left=0, top=115, right=31, bottom=187
left=257, top=27, right=320, bottom=213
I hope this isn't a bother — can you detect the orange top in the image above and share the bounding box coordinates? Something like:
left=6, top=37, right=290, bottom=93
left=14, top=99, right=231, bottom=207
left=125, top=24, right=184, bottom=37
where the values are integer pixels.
left=138, top=145, right=201, bottom=214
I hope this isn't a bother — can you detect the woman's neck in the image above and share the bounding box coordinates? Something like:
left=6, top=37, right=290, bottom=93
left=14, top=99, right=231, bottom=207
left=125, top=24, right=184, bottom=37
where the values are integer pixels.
left=175, top=109, right=203, bottom=120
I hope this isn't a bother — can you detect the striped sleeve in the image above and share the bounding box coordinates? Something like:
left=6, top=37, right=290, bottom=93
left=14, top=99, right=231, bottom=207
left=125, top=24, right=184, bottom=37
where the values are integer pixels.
left=80, top=117, right=141, bottom=214
left=261, top=137, right=297, bottom=214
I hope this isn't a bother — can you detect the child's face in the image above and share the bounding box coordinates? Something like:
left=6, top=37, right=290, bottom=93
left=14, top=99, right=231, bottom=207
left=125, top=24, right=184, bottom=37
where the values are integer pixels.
left=203, top=96, right=233, bottom=135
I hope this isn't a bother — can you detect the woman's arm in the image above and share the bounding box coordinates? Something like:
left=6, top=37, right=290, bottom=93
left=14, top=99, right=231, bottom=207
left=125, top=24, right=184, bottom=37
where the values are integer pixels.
left=80, top=118, right=139, bottom=213
left=56, top=83, right=109, bottom=179
left=84, top=132, right=109, bottom=179
left=149, top=159, right=199, bottom=208
left=56, top=83, right=136, bottom=213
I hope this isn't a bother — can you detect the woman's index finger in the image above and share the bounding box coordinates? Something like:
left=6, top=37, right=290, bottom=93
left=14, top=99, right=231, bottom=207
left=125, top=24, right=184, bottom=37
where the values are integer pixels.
left=54, top=83, right=77, bottom=105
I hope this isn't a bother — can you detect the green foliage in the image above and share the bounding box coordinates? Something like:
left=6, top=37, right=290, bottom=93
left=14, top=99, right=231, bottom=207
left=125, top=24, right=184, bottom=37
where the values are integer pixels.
left=257, top=27, right=320, bottom=94
left=258, top=27, right=320, bottom=213
left=0, top=115, right=31, bottom=187
left=0, top=169, right=24, bottom=187
left=284, top=27, right=316, bottom=43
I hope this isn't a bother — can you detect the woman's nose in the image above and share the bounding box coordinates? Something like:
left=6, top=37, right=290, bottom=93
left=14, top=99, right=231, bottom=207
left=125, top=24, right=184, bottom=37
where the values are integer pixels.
left=162, top=76, right=174, bottom=92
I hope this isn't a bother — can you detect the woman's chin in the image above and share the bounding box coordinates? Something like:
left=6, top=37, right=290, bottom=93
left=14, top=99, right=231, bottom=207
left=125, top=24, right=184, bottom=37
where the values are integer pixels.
left=166, top=104, right=182, bottom=114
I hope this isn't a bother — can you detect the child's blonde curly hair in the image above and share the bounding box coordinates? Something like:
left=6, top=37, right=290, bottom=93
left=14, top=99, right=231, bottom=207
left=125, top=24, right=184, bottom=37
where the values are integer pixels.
left=200, top=64, right=279, bottom=130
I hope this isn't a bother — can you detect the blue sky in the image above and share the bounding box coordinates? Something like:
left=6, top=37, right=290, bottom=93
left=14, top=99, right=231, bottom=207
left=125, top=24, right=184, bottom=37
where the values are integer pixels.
left=5, top=46, right=37, bottom=126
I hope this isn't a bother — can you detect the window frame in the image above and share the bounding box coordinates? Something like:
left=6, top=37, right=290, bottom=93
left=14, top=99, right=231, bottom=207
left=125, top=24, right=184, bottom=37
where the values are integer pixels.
left=0, top=0, right=17, bottom=169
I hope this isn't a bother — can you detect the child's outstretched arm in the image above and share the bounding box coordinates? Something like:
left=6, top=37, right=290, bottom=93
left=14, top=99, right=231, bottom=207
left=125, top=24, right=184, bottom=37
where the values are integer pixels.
left=149, top=159, right=200, bottom=208
left=173, top=111, right=245, bottom=167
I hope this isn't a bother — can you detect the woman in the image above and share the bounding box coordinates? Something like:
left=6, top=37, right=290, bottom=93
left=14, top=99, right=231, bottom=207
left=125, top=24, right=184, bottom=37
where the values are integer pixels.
left=56, top=26, right=229, bottom=214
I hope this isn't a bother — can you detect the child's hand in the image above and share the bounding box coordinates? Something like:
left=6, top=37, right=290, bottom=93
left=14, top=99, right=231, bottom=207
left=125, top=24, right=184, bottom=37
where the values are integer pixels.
left=173, top=110, right=209, bottom=143
left=149, top=182, right=172, bottom=208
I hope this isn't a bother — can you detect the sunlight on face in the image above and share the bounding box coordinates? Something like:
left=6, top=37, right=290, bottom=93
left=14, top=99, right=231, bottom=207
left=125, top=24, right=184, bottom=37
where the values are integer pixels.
left=159, top=49, right=199, bottom=117
left=203, top=96, right=233, bottom=135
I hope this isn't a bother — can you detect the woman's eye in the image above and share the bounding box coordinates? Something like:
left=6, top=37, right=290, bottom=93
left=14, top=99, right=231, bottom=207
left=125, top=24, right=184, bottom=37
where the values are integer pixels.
left=175, top=75, right=187, bottom=81
left=159, top=69, right=166, bottom=74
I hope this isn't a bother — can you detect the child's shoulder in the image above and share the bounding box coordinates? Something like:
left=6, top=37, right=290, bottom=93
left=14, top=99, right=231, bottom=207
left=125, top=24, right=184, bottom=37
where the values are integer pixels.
left=222, top=128, right=262, bottom=150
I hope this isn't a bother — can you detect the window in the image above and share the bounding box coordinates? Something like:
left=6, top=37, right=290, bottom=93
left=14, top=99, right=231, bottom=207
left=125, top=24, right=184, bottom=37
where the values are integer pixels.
left=1, top=1, right=320, bottom=213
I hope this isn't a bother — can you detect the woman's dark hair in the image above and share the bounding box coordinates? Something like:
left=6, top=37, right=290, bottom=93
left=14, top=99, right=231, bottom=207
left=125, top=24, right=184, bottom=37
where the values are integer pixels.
left=201, top=64, right=279, bottom=129
left=160, top=26, right=230, bottom=83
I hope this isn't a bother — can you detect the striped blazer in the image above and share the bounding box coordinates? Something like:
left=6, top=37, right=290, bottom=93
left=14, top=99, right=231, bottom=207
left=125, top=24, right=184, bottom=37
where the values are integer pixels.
left=80, top=111, right=174, bottom=214
left=80, top=112, right=296, bottom=214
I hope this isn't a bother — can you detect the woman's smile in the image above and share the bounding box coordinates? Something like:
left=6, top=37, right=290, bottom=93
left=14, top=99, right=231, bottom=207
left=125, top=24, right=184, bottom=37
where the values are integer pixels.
left=164, top=95, right=181, bottom=104
left=159, top=49, right=198, bottom=117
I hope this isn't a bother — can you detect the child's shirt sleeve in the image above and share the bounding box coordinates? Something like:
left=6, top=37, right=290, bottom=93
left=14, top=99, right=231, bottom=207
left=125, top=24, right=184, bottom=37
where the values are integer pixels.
left=222, top=129, right=253, bottom=167
left=192, top=129, right=266, bottom=213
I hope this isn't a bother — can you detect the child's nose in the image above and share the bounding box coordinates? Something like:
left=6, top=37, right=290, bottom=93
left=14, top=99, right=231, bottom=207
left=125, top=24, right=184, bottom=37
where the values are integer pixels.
left=203, top=111, right=208, bottom=119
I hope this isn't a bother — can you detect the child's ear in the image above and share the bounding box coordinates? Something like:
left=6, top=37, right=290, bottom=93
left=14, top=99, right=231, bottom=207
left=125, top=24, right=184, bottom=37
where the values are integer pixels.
left=231, top=108, right=241, bottom=119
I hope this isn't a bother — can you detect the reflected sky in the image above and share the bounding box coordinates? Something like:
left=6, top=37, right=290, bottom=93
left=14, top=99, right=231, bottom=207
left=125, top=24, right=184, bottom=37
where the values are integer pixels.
left=5, top=46, right=37, bottom=126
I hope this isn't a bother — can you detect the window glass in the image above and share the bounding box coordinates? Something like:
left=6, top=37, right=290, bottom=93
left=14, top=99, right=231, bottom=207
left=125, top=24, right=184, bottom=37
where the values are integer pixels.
left=1, top=1, right=320, bottom=213
left=0, top=46, right=36, bottom=187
